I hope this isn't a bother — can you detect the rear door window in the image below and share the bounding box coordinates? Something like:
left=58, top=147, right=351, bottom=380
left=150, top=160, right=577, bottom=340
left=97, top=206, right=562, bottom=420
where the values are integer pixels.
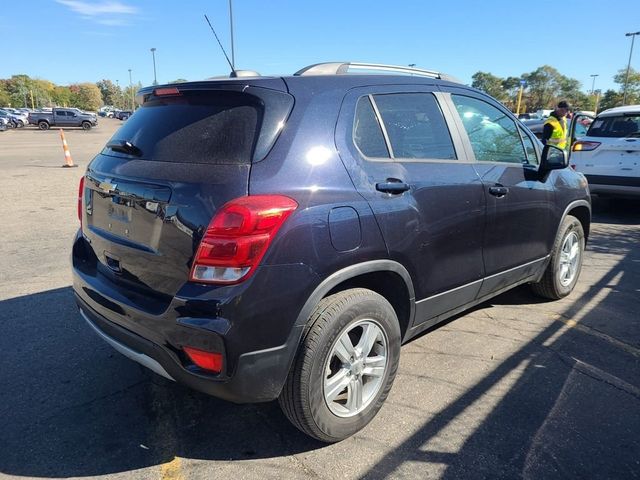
left=374, top=93, right=457, bottom=160
left=105, top=90, right=262, bottom=165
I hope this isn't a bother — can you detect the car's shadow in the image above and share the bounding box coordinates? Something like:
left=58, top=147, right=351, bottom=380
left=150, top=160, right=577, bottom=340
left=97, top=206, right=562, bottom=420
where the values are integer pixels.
left=0, top=287, right=322, bottom=478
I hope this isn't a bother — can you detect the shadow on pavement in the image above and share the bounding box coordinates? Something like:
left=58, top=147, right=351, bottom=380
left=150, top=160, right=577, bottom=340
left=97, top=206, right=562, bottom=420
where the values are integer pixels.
left=360, top=201, right=640, bottom=479
left=0, top=287, right=321, bottom=478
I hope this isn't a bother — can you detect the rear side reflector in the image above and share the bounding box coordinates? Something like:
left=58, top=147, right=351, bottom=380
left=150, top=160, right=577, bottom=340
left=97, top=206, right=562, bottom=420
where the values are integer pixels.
left=572, top=141, right=601, bottom=152
left=184, top=346, right=223, bottom=373
left=190, top=195, right=298, bottom=284
left=78, top=176, right=85, bottom=225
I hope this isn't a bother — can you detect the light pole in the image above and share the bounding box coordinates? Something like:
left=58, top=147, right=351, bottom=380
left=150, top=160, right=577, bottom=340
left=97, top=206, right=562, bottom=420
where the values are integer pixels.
left=623, top=31, right=640, bottom=105
left=128, top=69, right=134, bottom=110
left=589, top=74, right=599, bottom=94
left=150, top=47, right=158, bottom=85
left=115, top=79, right=121, bottom=109
left=516, top=79, right=526, bottom=116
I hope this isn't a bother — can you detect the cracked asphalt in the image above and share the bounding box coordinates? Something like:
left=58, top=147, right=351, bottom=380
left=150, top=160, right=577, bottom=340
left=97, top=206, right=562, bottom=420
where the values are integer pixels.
left=1, top=121, right=639, bottom=479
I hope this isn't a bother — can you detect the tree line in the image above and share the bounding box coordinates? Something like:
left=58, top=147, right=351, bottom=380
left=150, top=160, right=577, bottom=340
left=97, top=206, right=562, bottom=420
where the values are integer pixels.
left=0, top=75, right=146, bottom=111
left=472, top=65, right=640, bottom=112
left=1, top=66, right=639, bottom=113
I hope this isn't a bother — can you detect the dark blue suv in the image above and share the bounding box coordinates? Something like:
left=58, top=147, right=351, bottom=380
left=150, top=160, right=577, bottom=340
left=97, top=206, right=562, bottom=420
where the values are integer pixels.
left=72, top=62, right=591, bottom=442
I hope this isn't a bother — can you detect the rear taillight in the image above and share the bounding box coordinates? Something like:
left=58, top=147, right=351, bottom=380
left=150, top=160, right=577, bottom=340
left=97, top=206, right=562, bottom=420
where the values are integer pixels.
left=190, top=195, right=298, bottom=284
left=572, top=141, right=601, bottom=152
left=77, top=176, right=85, bottom=225
left=183, top=346, right=223, bottom=373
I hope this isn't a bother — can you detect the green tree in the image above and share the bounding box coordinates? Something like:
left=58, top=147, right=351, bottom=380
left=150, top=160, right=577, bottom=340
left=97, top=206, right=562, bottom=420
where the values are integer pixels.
left=522, top=65, right=564, bottom=110
left=471, top=72, right=506, bottom=102
left=96, top=79, right=119, bottom=106
left=598, top=89, right=623, bottom=111
left=502, top=76, right=522, bottom=111
left=5, top=74, right=32, bottom=108
left=614, top=67, right=640, bottom=104
left=52, top=86, right=73, bottom=107
left=0, top=80, right=11, bottom=106
left=69, top=83, right=102, bottom=111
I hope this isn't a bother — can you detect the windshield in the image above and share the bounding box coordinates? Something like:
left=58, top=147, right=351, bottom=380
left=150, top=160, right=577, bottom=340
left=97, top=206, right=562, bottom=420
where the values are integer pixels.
left=587, top=114, right=640, bottom=138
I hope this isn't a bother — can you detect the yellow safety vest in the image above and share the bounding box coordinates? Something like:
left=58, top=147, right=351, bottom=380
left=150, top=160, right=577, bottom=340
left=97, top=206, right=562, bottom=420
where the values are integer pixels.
left=544, top=115, right=568, bottom=150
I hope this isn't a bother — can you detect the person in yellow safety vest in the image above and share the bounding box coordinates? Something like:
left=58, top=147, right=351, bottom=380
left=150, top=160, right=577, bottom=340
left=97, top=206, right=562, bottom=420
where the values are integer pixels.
left=542, top=100, right=571, bottom=149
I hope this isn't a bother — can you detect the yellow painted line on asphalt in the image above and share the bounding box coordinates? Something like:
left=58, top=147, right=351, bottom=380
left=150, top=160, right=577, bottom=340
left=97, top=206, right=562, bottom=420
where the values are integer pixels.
left=160, top=456, right=185, bottom=480
left=549, top=313, right=640, bottom=358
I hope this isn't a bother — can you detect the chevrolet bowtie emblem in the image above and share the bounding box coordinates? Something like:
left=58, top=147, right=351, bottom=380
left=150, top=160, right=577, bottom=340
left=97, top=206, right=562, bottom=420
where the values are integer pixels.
left=99, top=180, right=117, bottom=193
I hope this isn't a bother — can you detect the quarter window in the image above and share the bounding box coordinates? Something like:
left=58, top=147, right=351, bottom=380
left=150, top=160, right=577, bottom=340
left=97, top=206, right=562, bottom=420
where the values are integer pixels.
left=353, top=96, right=390, bottom=158
left=453, top=95, right=526, bottom=164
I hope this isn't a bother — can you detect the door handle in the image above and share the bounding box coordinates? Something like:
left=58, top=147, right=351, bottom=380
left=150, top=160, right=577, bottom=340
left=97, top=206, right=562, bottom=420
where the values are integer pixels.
left=489, top=185, right=509, bottom=197
left=376, top=179, right=410, bottom=194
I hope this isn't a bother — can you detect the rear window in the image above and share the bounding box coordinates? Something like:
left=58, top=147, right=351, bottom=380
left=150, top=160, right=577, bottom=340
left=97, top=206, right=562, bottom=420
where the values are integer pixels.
left=587, top=114, right=640, bottom=138
left=105, top=90, right=262, bottom=164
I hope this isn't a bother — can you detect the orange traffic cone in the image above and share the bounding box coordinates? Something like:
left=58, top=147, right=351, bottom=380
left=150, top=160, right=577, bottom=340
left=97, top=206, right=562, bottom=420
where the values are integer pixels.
left=60, top=129, right=77, bottom=168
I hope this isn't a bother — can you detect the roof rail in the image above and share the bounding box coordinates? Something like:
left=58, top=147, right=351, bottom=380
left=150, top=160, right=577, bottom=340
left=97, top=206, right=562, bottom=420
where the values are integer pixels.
left=294, top=62, right=460, bottom=83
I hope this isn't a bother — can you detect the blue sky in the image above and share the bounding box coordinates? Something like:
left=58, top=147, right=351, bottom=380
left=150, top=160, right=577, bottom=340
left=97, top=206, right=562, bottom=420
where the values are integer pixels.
left=1, top=0, right=639, bottom=93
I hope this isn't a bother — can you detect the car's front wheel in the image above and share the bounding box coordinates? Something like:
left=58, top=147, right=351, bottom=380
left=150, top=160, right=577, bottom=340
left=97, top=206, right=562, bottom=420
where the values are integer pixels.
left=279, top=288, right=401, bottom=442
left=531, top=215, right=585, bottom=299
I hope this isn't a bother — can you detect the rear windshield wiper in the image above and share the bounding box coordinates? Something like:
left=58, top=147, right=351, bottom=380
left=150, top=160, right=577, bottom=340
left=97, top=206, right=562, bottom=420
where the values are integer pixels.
left=106, top=140, right=142, bottom=157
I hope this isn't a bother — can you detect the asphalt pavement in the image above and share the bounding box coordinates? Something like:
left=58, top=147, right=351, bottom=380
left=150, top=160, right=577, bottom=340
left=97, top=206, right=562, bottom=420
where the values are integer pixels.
left=0, top=121, right=638, bottom=479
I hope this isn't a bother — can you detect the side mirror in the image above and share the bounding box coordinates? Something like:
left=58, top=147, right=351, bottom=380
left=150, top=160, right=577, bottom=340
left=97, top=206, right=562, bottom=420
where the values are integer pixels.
left=540, top=145, right=567, bottom=173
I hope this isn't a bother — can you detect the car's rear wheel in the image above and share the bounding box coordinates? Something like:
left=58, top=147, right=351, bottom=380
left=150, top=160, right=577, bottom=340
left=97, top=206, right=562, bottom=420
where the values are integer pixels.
left=38, top=121, right=49, bottom=130
left=279, top=288, right=401, bottom=442
left=531, top=215, right=584, bottom=299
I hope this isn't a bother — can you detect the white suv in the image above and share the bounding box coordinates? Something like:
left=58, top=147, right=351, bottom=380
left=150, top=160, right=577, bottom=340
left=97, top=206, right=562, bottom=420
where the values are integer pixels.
left=571, top=105, right=640, bottom=197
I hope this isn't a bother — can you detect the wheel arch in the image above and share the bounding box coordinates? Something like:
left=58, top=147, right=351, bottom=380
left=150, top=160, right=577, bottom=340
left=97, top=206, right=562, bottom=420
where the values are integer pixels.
left=562, top=200, right=591, bottom=242
left=294, top=260, right=416, bottom=342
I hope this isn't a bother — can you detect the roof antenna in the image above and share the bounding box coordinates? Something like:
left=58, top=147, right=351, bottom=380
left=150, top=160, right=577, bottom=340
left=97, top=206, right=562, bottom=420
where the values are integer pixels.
left=204, top=14, right=236, bottom=76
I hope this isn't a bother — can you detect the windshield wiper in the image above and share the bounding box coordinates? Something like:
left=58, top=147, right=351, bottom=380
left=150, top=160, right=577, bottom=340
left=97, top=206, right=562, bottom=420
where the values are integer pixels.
left=106, top=140, right=142, bottom=157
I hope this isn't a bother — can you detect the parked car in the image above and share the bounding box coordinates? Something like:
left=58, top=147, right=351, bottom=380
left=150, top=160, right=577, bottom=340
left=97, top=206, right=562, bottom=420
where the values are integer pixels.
left=571, top=105, right=640, bottom=197
left=0, top=117, right=7, bottom=131
left=518, top=112, right=540, bottom=120
left=72, top=62, right=591, bottom=443
left=29, top=107, right=98, bottom=130
left=0, top=108, right=27, bottom=128
left=115, top=110, right=133, bottom=120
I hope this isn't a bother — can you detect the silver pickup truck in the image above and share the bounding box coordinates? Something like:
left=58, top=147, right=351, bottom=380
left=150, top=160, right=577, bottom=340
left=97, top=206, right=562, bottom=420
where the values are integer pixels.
left=29, top=108, right=98, bottom=130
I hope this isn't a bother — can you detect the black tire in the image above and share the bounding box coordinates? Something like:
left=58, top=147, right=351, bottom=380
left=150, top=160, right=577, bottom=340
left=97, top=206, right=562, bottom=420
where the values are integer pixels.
left=531, top=215, right=584, bottom=299
left=38, top=121, right=49, bottom=130
left=279, top=288, right=401, bottom=443
left=16, top=119, right=24, bottom=128
left=81, top=121, right=92, bottom=130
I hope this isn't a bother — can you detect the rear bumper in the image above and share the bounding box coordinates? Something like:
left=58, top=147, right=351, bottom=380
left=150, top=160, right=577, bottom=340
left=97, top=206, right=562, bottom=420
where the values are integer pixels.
left=585, top=174, right=640, bottom=197
left=75, top=292, right=304, bottom=403
left=72, top=230, right=315, bottom=403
